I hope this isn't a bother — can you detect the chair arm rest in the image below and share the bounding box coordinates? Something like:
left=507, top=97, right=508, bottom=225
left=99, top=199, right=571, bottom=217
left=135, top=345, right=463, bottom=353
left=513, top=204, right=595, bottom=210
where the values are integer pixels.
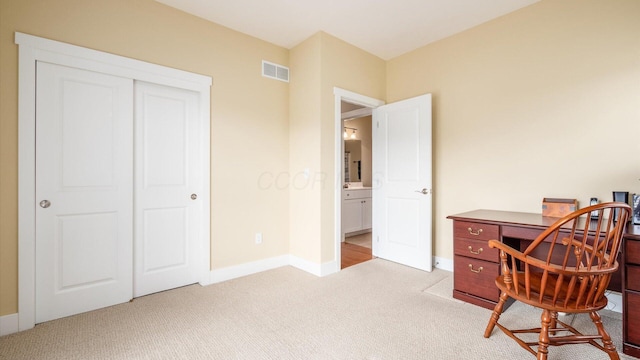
left=489, top=239, right=617, bottom=275
left=561, top=237, right=596, bottom=252
left=560, top=237, right=615, bottom=264
left=488, top=240, right=523, bottom=258
left=488, top=240, right=531, bottom=268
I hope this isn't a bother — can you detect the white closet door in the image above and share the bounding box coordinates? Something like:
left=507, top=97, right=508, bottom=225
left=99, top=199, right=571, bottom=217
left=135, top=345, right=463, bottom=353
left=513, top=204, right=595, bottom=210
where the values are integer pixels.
left=133, top=81, right=202, bottom=297
left=35, top=62, right=134, bottom=323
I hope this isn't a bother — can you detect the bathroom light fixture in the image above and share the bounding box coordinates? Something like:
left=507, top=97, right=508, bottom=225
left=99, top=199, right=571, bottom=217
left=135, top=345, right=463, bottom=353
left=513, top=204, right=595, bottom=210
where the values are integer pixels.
left=344, top=127, right=357, bottom=140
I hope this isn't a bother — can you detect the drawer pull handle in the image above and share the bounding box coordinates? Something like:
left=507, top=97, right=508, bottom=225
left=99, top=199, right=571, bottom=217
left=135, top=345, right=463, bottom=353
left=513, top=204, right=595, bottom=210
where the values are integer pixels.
left=468, top=264, right=483, bottom=273
left=467, top=227, right=483, bottom=236
left=468, top=246, right=483, bottom=255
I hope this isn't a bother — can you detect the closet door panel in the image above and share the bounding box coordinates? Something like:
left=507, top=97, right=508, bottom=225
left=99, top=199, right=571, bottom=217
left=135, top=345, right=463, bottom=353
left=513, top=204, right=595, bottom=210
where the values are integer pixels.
left=35, top=62, right=134, bottom=323
left=134, top=81, right=202, bottom=297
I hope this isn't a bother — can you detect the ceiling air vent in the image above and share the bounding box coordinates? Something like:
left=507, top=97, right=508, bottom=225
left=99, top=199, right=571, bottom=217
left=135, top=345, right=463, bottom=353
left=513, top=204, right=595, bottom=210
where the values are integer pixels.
left=262, top=60, right=289, bottom=83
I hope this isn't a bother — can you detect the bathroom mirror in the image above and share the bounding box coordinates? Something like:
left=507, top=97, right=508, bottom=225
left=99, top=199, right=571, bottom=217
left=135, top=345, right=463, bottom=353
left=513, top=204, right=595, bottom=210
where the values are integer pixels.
left=344, top=140, right=361, bottom=182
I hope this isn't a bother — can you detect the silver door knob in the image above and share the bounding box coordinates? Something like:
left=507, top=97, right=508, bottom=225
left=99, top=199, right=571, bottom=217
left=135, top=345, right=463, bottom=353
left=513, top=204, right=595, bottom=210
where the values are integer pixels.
left=190, top=194, right=197, bottom=200
left=39, top=200, right=51, bottom=208
left=415, top=188, right=431, bottom=195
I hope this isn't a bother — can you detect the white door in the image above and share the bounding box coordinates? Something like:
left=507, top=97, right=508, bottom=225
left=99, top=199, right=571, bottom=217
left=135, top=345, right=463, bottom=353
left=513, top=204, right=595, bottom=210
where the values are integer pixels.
left=133, top=81, right=202, bottom=297
left=372, top=94, right=432, bottom=271
left=35, top=62, right=134, bottom=323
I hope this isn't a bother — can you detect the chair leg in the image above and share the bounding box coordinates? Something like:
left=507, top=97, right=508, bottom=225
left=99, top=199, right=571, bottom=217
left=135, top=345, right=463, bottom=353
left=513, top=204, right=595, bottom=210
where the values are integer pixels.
left=536, top=309, right=551, bottom=360
left=589, top=311, right=620, bottom=360
left=549, top=311, right=558, bottom=335
left=484, top=292, right=509, bottom=338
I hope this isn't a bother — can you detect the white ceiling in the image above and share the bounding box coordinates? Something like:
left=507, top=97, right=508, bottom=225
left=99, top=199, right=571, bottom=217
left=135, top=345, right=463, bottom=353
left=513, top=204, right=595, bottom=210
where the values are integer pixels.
left=155, top=0, right=539, bottom=60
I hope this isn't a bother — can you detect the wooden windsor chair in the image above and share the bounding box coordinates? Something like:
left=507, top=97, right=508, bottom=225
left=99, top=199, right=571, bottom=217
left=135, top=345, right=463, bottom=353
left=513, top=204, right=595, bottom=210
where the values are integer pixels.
left=483, top=202, right=631, bottom=360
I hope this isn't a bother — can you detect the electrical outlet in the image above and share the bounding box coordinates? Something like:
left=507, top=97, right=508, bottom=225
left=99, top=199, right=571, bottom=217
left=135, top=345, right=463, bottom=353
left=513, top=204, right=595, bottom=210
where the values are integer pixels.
left=255, top=232, right=263, bottom=244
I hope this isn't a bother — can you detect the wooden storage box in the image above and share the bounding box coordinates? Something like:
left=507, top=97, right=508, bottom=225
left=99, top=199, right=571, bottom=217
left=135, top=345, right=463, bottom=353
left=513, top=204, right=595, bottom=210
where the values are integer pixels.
left=542, top=198, right=577, bottom=217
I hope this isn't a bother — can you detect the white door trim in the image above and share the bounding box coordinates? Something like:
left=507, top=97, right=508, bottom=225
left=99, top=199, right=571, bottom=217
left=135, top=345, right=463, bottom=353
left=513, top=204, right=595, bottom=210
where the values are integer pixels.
left=16, top=32, right=212, bottom=331
left=333, top=88, right=384, bottom=270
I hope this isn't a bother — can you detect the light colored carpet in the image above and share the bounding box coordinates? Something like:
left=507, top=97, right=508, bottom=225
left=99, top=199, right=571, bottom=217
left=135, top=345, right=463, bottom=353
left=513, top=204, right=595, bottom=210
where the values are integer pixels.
left=0, top=258, right=632, bottom=360
left=345, top=232, right=372, bottom=248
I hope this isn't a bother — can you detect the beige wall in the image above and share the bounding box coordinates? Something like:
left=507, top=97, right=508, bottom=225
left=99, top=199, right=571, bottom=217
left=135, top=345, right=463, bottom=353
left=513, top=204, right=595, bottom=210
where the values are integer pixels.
left=289, top=32, right=386, bottom=265
left=289, top=34, right=323, bottom=262
left=0, top=0, right=290, bottom=316
left=387, top=0, right=640, bottom=262
left=319, top=33, right=386, bottom=263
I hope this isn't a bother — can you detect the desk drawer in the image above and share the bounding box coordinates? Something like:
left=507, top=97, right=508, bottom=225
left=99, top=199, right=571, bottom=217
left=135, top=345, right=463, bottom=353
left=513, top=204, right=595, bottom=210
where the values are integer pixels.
left=627, top=265, right=640, bottom=292
left=454, top=255, right=501, bottom=302
left=627, top=240, right=640, bottom=265
left=626, top=292, right=640, bottom=345
left=454, top=237, right=499, bottom=262
left=502, top=225, right=544, bottom=241
left=454, top=221, right=499, bottom=241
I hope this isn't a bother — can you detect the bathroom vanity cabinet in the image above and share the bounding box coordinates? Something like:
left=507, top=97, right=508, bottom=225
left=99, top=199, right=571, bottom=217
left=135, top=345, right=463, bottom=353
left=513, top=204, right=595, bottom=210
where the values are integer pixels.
left=342, top=188, right=372, bottom=235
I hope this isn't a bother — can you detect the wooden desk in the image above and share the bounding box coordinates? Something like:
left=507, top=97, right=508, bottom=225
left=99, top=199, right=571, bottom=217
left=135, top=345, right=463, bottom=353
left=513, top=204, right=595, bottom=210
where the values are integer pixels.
left=623, top=222, right=640, bottom=357
left=447, top=209, right=640, bottom=358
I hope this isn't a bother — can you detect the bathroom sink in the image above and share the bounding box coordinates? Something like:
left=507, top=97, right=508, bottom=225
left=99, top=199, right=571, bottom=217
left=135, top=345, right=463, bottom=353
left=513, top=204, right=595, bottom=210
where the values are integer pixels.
left=343, top=183, right=371, bottom=190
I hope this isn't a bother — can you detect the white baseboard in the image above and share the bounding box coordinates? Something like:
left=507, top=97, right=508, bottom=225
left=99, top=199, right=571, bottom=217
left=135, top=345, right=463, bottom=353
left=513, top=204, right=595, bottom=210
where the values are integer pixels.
left=205, top=255, right=339, bottom=286
left=289, top=255, right=339, bottom=277
left=207, top=255, right=290, bottom=284
left=320, top=260, right=340, bottom=276
left=206, top=254, right=448, bottom=285
left=0, top=312, right=19, bottom=336
left=434, top=256, right=453, bottom=272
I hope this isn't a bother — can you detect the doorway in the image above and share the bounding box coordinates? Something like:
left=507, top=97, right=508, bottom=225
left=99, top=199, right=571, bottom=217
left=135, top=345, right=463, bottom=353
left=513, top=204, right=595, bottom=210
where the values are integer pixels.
left=333, top=88, right=433, bottom=272
left=340, top=100, right=374, bottom=268
left=334, top=89, right=384, bottom=270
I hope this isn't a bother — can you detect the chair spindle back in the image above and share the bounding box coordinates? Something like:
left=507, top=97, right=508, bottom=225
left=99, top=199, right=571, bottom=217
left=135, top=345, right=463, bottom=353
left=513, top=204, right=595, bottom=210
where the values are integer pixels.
left=501, top=202, right=630, bottom=310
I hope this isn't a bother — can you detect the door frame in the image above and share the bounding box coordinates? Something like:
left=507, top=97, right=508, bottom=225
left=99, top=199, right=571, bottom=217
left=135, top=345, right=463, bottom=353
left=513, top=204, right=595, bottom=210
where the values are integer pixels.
left=16, top=33, right=212, bottom=331
left=333, top=88, right=384, bottom=269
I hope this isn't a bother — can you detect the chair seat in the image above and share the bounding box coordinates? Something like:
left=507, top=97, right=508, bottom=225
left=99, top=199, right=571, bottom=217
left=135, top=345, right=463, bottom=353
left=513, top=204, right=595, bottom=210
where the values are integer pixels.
left=495, top=272, right=609, bottom=313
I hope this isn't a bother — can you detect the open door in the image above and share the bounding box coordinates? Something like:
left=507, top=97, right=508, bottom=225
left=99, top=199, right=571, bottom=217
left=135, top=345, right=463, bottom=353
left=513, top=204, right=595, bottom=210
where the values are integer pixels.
left=372, top=94, right=432, bottom=271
